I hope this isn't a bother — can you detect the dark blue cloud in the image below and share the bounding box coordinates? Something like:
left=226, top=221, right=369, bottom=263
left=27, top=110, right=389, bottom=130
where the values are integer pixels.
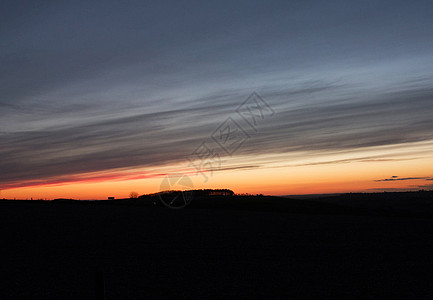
left=375, top=177, right=431, bottom=182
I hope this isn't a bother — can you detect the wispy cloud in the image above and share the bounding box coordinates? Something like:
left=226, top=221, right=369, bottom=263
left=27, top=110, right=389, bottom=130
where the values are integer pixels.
left=2, top=83, right=433, bottom=189
left=374, top=176, right=433, bottom=182
left=417, top=184, right=433, bottom=189
left=1, top=1, right=433, bottom=190
left=366, top=187, right=426, bottom=192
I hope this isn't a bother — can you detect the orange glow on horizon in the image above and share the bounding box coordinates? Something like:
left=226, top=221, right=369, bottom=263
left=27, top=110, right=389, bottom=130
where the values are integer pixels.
left=2, top=141, right=433, bottom=200
left=2, top=160, right=432, bottom=200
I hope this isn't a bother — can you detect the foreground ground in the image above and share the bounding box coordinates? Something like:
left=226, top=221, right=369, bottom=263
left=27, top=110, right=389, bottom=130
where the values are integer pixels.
left=1, top=194, right=433, bottom=299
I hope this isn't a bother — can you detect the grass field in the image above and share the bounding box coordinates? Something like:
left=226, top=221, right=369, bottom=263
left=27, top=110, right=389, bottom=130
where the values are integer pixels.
left=1, top=194, right=433, bottom=299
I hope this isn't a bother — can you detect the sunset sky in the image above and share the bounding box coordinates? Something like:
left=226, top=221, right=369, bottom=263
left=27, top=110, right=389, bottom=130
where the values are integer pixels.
left=1, top=0, right=433, bottom=199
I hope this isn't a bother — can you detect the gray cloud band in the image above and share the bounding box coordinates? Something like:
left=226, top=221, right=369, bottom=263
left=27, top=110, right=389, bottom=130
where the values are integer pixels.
left=1, top=85, right=433, bottom=189
left=187, top=92, right=275, bottom=183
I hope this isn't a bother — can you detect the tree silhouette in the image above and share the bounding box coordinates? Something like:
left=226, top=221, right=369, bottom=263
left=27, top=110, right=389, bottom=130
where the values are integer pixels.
left=129, top=191, right=139, bottom=199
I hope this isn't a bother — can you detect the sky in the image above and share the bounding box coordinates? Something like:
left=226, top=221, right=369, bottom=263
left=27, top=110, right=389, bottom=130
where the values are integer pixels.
left=1, top=0, right=433, bottom=199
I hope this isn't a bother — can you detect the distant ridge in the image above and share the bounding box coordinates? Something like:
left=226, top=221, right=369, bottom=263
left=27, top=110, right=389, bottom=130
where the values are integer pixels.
left=3, top=190, right=433, bottom=217
left=52, top=198, right=76, bottom=202
left=281, top=193, right=342, bottom=199
left=142, top=189, right=235, bottom=198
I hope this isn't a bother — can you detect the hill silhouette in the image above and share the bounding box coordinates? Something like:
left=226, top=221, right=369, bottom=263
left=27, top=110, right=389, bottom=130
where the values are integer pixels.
left=80, top=189, right=433, bottom=218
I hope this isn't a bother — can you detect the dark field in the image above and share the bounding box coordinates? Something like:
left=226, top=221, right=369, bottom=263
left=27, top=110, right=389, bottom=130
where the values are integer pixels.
left=1, top=193, right=433, bottom=299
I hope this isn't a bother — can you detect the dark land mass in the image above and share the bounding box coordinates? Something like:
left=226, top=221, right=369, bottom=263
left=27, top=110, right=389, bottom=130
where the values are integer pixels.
left=1, top=191, right=433, bottom=299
